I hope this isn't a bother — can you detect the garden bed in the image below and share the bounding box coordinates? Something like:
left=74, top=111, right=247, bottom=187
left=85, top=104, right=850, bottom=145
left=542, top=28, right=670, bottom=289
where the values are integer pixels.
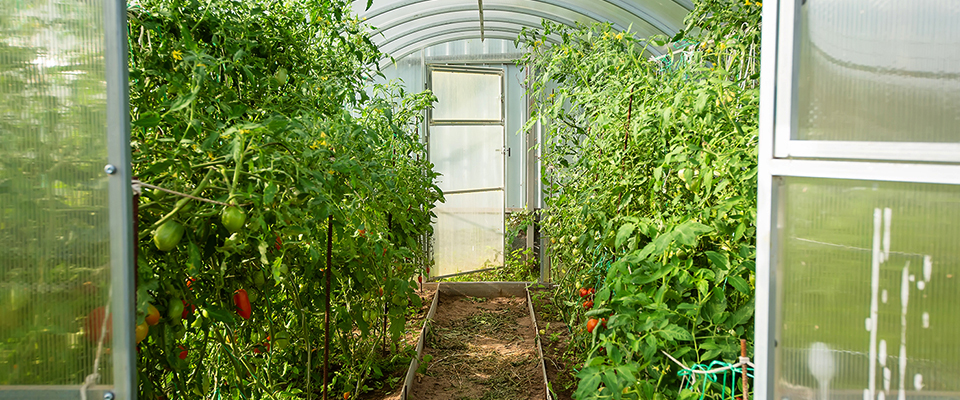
left=409, top=284, right=545, bottom=400
left=528, top=288, right=577, bottom=400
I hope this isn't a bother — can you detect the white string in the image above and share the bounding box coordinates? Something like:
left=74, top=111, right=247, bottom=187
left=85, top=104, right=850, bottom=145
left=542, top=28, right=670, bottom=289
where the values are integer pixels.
left=132, top=179, right=232, bottom=206
left=81, top=287, right=112, bottom=400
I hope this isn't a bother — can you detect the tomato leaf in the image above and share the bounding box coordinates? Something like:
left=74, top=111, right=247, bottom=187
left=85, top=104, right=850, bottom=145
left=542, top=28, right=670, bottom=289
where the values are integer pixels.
left=133, top=112, right=162, bottom=127
left=658, top=324, right=693, bottom=342
left=727, top=275, right=751, bottom=294
left=202, top=306, right=235, bottom=324
left=704, top=250, right=729, bottom=270
left=615, top=223, right=635, bottom=248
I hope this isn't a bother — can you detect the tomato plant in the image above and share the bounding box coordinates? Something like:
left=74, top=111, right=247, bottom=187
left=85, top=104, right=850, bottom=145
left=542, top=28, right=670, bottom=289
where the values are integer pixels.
left=128, top=0, right=441, bottom=398
left=520, top=0, right=760, bottom=398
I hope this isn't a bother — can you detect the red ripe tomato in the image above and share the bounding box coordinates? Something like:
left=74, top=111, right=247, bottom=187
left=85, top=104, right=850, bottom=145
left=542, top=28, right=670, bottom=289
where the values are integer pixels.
left=84, top=306, right=112, bottom=343
left=586, top=318, right=599, bottom=333
left=589, top=288, right=596, bottom=295
left=583, top=300, right=594, bottom=309
left=181, top=300, right=195, bottom=319
left=178, top=345, right=188, bottom=360
left=418, top=275, right=423, bottom=284
left=233, top=289, right=252, bottom=320
left=578, top=288, right=589, bottom=297
left=602, top=318, right=608, bottom=328
left=275, top=235, right=282, bottom=250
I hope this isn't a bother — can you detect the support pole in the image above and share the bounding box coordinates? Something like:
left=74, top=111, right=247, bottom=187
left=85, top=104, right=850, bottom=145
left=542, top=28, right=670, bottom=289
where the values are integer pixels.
left=741, top=339, right=749, bottom=400
left=324, top=216, right=333, bottom=400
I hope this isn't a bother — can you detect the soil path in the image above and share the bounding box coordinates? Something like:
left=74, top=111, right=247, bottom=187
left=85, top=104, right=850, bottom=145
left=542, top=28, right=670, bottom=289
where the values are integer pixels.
left=410, top=294, right=545, bottom=400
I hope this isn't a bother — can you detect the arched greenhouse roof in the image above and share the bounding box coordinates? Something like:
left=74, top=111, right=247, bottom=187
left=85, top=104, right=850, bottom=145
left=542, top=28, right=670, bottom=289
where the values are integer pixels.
left=352, top=0, right=693, bottom=60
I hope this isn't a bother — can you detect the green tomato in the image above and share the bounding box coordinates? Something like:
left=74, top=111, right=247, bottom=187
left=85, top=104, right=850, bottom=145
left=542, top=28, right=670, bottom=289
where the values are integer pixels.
left=221, top=207, right=246, bottom=234
left=154, top=221, right=184, bottom=251
left=253, top=270, right=266, bottom=288
left=167, top=297, right=184, bottom=324
left=391, top=294, right=407, bottom=307
left=272, top=331, right=290, bottom=350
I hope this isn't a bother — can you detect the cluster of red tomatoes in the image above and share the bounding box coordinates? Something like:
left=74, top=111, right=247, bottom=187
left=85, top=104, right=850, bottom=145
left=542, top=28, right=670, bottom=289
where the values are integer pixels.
left=579, top=286, right=609, bottom=333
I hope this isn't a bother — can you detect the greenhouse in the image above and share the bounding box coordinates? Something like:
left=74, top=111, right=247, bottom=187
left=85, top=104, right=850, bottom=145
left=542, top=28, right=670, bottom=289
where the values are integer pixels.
left=1, top=0, right=958, bottom=399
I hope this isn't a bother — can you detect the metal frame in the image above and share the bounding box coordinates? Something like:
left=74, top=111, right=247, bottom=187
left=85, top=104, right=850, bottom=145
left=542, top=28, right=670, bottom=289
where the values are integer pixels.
left=426, top=65, right=508, bottom=276
left=756, top=1, right=960, bottom=399
left=362, top=0, right=680, bottom=65
left=105, top=0, right=137, bottom=396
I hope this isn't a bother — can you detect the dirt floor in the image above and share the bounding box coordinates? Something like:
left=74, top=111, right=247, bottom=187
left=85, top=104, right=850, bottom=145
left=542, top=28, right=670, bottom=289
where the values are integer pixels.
left=410, top=294, right=545, bottom=400
left=529, top=289, right=577, bottom=400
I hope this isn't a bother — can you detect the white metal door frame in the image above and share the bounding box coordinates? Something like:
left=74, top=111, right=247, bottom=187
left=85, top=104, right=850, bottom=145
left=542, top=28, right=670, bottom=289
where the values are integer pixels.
left=426, top=65, right=507, bottom=279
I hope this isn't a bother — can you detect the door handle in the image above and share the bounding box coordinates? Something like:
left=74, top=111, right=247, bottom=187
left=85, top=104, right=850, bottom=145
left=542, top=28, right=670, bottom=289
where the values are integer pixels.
left=495, top=148, right=511, bottom=157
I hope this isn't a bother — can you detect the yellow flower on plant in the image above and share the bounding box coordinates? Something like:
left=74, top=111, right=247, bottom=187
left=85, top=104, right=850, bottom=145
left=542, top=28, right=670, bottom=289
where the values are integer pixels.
left=615, top=32, right=624, bottom=40
left=745, top=0, right=751, bottom=5
left=172, top=50, right=183, bottom=60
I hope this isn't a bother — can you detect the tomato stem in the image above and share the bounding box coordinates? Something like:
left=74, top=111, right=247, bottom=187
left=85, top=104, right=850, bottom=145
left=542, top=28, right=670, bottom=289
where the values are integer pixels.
left=149, top=169, right=216, bottom=231
left=229, top=134, right=247, bottom=202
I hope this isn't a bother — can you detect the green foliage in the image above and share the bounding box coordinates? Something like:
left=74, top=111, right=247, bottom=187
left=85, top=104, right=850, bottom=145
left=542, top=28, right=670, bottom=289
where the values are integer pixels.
left=518, top=0, right=761, bottom=398
left=128, top=0, right=440, bottom=398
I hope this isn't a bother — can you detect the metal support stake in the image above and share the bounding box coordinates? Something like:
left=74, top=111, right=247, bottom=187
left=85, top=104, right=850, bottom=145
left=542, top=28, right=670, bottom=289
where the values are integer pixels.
left=741, top=339, right=749, bottom=400
left=323, top=216, right=333, bottom=400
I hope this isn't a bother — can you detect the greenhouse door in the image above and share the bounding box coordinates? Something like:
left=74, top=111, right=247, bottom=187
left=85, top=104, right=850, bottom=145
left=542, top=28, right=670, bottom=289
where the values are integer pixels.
left=427, top=66, right=505, bottom=278
left=756, top=1, right=960, bottom=399
left=0, top=0, right=136, bottom=397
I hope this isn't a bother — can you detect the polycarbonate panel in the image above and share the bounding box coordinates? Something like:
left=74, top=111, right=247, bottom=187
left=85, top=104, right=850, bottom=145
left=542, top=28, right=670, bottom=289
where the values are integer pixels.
left=796, top=0, right=960, bottom=142
left=505, top=64, right=525, bottom=209
left=430, top=125, right=504, bottom=192
left=431, top=71, right=502, bottom=121
left=433, top=191, right=504, bottom=277
left=776, top=177, right=960, bottom=400
left=0, top=0, right=113, bottom=387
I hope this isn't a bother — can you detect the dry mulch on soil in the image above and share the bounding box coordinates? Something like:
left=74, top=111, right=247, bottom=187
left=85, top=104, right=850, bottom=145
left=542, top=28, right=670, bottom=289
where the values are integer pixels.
left=410, top=294, right=545, bottom=400
left=530, top=289, right=577, bottom=400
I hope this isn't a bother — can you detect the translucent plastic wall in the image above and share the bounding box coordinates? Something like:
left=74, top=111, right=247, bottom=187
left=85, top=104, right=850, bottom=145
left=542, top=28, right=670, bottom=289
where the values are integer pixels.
left=0, top=0, right=114, bottom=390
left=795, top=1, right=960, bottom=143
left=759, top=0, right=960, bottom=399
left=776, top=179, right=960, bottom=399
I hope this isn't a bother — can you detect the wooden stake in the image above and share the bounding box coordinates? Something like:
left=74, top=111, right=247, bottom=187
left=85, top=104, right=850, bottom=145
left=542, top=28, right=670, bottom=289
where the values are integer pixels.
left=741, top=338, right=749, bottom=400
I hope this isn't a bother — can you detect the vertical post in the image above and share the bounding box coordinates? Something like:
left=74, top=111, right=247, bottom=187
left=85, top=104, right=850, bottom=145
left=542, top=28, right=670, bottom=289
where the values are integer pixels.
left=741, top=339, right=749, bottom=400
left=324, top=216, right=333, bottom=400
left=133, top=191, right=139, bottom=288
left=385, top=213, right=392, bottom=351
left=105, top=0, right=136, bottom=396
